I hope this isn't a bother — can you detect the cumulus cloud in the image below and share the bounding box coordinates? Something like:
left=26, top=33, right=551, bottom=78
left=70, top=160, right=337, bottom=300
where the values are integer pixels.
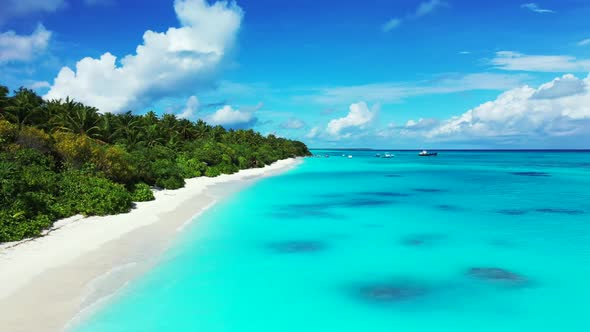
left=0, top=24, right=51, bottom=63
left=177, top=95, right=199, bottom=119
left=44, top=0, right=243, bottom=113
left=420, top=74, right=590, bottom=142
left=326, top=102, right=378, bottom=137
left=280, top=118, right=306, bottom=129
left=532, top=74, right=586, bottom=99
left=382, top=0, right=445, bottom=32
left=208, top=105, right=257, bottom=128
left=492, top=51, right=590, bottom=72
left=521, top=3, right=554, bottom=14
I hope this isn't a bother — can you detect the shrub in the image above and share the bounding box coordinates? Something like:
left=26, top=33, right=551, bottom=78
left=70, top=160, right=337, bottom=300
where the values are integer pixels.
left=150, top=159, right=185, bottom=189
left=93, top=145, right=136, bottom=184
left=204, top=166, right=221, bottom=177
left=176, top=155, right=205, bottom=178
left=130, top=183, right=155, bottom=202
left=15, top=126, right=51, bottom=153
left=57, top=171, right=132, bottom=216
left=0, top=211, right=53, bottom=242
left=0, top=120, right=17, bottom=147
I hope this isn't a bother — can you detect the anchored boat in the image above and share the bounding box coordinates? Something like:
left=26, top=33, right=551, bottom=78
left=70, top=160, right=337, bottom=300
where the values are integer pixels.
left=419, top=150, right=438, bottom=157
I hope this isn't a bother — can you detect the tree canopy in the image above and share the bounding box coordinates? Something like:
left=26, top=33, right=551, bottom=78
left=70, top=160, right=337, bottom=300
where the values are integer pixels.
left=0, top=84, right=310, bottom=242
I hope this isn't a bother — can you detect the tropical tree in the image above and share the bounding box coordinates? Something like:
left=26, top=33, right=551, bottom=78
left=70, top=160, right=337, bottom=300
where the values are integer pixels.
left=53, top=98, right=101, bottom=138
left=3, top=88, right=43, bottom=129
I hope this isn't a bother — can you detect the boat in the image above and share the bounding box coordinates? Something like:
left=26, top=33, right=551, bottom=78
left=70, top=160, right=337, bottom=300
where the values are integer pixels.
left=381, top=153, right=394, bottom=159
left=375, top=153, right=381, bottom=158
left=419, top=150, right=438, bottom=157
left=348, top=155, right=353, bottom=159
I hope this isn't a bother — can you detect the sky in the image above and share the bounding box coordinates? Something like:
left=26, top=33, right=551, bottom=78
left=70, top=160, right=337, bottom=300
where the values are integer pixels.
left=1, top=0, right=590, bottom=149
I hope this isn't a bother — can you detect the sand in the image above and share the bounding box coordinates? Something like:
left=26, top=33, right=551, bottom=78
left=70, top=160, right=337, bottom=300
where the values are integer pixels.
left=0, top=158, right=301, bottom=332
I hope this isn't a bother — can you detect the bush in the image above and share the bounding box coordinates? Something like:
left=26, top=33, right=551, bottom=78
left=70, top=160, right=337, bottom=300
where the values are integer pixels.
left=130, top=183, right=154, bottom=202
left=0, top=120, right=17, bottom=148
left=204, top=166, right=221, bottom=177
left=177, top=155, right=205, bottom=178
left=0, top=211, right=52, bottom=242
left=151, top=159, right=185, bottom=189
left=57, top=171, right=132, bottom=216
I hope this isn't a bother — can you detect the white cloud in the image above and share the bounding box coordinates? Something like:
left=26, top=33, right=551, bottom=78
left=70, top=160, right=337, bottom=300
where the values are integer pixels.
left=306, top=126, right=321, bottom=139
left=208, top=105, right=256, bottom=128
left=178, top=95, right=199, bottom=119
left=521, top=3, right=554, bottom=14
left=578, top=38, right=590, bottom=46
left=421, top=74, right=590, bottom=142
left=382, top=0, right=445, bottom=32
left=326, top=102, right=378, bottom=137
left=382, top=18, right=402, bottom=32
left=532, top=74, right=586, bottom=99
left=492, top=51, right=590, bottom=72
left=310, top=73, right=529, bottom=104
left=280, top=118, right=306, bottom=129
left=414, top=0, right=446, bottom=18
left=44, top=0, right=243, bottom=113
left=28, top=80, right=51, bottom=89
left=0, top=0, right=64, bottom=22
left=0, top=24, right=51, bottom=63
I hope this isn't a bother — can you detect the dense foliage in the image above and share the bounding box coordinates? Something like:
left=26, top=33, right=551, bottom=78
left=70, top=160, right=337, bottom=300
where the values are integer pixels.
left=0, top=86, right=310, bottom=242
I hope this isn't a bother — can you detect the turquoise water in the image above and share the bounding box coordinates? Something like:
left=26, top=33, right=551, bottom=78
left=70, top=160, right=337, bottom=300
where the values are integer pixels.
left=73, top=151, right=590, bottom=332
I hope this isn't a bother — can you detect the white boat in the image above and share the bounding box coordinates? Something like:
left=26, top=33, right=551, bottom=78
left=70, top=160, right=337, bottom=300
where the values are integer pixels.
left=381, top=153, right=394, bottom=159
left=419, top=150, right=438, bottom=157
left=348, top=155, right=353, bottom=159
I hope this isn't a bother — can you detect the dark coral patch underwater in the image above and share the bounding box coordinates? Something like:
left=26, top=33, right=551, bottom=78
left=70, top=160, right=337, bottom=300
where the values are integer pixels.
left=535, top=208, right=584, bottom=215
left=266, top=240, right=326, bottom=254
left=467, top=267, right=529, bottom=287
left=400, top=233, right=446, bottom=247
left=412, top=188, right=446, bottom=193
left=510, top=171, right=551, bottom=177
left=354, top=281, right=431, bottom=304
left=496, top=209, right=528, bottom=215
left=436, top=204, right=462, bottom=211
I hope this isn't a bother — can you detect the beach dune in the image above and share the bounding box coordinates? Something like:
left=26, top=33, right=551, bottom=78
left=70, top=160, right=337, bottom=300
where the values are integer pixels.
left=0, top=158, right=300, bottom=332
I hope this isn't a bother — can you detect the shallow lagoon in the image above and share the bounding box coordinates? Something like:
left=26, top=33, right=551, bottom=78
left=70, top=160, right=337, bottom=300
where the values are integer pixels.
left=72, top=151, right=590, bottom=332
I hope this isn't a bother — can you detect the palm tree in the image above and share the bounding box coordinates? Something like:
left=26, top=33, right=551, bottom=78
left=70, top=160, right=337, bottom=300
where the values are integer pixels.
left=114, top=111, right=140, bottom=146
left=177, top=119, right=196, bottom=140
left=98, top=112, right=120, bottom=144
left=139, top=124, right=165, bottom=148
left=53, top=98, right=101, bottom=138
left=0, top=85, right=9, bottom=113
left=3, top=88, right=43, bottom=129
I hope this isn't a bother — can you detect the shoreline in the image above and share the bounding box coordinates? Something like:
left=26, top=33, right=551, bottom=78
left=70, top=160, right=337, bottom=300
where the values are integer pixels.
left=0, top=158, right=302, bottom=332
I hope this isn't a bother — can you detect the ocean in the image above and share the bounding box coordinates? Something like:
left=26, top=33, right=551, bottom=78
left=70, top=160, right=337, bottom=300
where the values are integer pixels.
left=71, top=150, right=590, bottom=332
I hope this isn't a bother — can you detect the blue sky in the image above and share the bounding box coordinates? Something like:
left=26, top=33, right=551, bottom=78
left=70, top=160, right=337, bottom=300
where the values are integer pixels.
left=1, top=0, right=590, bottom=148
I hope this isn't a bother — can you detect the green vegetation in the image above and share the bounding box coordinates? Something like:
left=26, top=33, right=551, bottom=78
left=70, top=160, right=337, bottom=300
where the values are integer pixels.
left=0, top=85, right=310, bottom=242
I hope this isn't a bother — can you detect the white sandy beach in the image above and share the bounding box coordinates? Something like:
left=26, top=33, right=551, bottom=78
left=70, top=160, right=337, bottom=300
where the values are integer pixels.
left=0, top=158, right=301, bottom=332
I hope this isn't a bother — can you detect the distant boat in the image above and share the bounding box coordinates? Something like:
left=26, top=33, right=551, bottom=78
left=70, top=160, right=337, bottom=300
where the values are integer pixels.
left=348, top=155, right=353, bottom=159
left=419, top=150, right=438, bottom=157
left=375, top=153, right=381, bottom=158
left=381, top=153, right=394, bottom=159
